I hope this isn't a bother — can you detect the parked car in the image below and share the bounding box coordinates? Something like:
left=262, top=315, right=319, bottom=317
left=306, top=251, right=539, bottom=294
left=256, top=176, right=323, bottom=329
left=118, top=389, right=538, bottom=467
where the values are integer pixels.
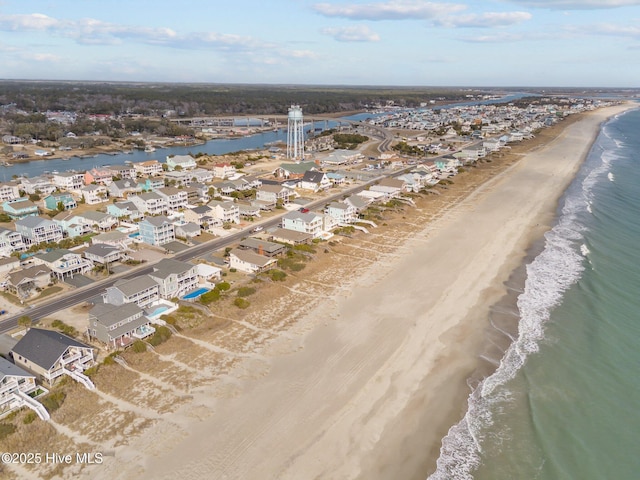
left=252, top=226, right=263, bottom=233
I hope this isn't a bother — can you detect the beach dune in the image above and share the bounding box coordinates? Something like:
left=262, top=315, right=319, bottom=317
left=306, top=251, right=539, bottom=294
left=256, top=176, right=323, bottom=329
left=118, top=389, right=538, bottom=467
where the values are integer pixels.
left=93, top=104, right=631, bottom=480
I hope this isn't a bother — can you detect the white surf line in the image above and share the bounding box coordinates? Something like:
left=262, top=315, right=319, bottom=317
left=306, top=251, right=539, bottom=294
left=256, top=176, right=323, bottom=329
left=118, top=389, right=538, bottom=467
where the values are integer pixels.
left=173, top=332, right=268, bottom=359
left=91, top=388, right=161, bottom=420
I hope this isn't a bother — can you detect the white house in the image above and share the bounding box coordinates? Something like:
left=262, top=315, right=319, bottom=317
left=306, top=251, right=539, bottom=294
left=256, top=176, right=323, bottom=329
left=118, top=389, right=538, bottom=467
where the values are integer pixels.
left=52, top=172, right=84, bottom=191
left=165, top=154, right=197, bottom=171
left=281, top=211, right=324, bottom=238
left=228, top=248, right=276, bottom=274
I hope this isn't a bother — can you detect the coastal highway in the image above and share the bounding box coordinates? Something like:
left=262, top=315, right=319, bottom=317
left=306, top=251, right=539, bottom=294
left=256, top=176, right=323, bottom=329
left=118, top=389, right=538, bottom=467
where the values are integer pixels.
left=0, top=173, right=388, bottom=335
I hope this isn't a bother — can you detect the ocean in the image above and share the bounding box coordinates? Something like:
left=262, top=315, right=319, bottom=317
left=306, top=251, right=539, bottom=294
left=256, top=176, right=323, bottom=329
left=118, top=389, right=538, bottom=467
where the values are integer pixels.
left=429, top=106, right=640, bottom=479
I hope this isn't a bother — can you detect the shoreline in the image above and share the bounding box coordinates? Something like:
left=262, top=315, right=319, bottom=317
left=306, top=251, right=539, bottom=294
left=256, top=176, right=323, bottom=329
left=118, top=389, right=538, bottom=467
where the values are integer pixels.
left=74, top=104, right=633, bottom=480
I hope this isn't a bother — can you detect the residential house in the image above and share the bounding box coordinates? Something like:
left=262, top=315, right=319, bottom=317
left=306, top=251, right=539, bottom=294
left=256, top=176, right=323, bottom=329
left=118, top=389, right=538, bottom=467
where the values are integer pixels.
left=52, top=211, right=92, bottom=238
left=74, top=211, right=117, bottom=232
left=0, top=181, right=21, bottom=202
left=32, top=249, right=93, bottom=280
left=163, top=170, right=192, bottom=187
left=208, top=200, right=240, bottom=224
left=228, top=248, right=277, bottom=274
left=156, top=187, right=188, bottom=212
left=80, top=184, right=109, bottom=204
left=326, top=172, right=346, bottom=185
left=11, top=328, right=95, bottom=389
left=238, top=237, right=287, bottom=257
left=52, top=172, right=84, bottom=191
left=2, top=198, right=39, bottom=220
left=165, top=154, right=196, bottom=171
left=0, top=357, right=41, bottom=419
left=324, top=201, right=357, bottom=225
left=103, top=275, right=160, bottom=308
left=0, top=227, right=25, bottom=256
left=83, top=167, right=114, bottom=186
left=183, top=184, right=207, bottom=204
left=344, top=194, right=370, bottom=214
left=196, top=263, right=222, bottom=283
left=138, top=215, right=175, bottom=246
left=90, top=230, right=134, bottom=249
left=19, top=176, right=56, bottom=196
left=281, top=211, right=324, bottom=238
left=107, top=179, right=141, bottom=199
left=15, top=216, right=64, bottom=245
left=256, top=184, right=292, bottom=205
left=183, top=205, right=213, bottom=226
left=137, top=177, right=165, bottom=192
left=212, top=162, right=236, bottom=179
left=129, top=192, right=167, bottom=216
left=83, top=243, right=123, bottom=265
left=273, top=162, right=317, bottom=180
left=369, top=178, right=406, bottom=198
left=190, top=169, right=215, bottom=184
left=175, top=222, right=201, bottom=239
left=132, top=160, right=163, bottom=177
left=107, top=165, right=136, bottom=180
left=107, top=201, right=143, bottom=221
left=44, top=192, right=77, bottom=211
left=4, top=265, right=51, bottom=298
left=87, top=303, right=155, bottom=349
left=238, top=203, right=260, bottom=218
left=269, top=227, right=313, bottom=245
left=148, top=258, right=198, bottom=299
left=299, top=170, right=331, bottom=192
left=0, top=255, right=20, bottom=274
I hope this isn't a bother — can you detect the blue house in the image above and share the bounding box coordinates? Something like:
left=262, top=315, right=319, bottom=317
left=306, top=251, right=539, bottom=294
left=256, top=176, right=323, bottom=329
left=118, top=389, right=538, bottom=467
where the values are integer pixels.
left=137, top=177, right=165, bottom=192
left=2, top=198, right=39, bottom=220
left=44, top=193, right=77, bottom=211
left=139, top=215, right=175, bottom=246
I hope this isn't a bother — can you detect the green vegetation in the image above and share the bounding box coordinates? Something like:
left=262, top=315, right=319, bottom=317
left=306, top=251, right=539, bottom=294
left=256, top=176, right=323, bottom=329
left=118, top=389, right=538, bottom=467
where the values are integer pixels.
left=23, top=411, right=37, bottom=425
left=131, top=340, right=148, bottom=353
left=50, top=320, right=78, bottom=338
left=41, top=390, right=66, bottom=413
left=236, top=286, right=256, bottom=297
left=268, top=269, right=287, bottom=281
left=392, top=141, right=424, bottom=156
left=0, top=423, right=16, bottom=440
left=216, top=281, right=231, bottom=291
left=233, top=298, right=250, bottom=309
left=148, top=325, right=172, bottom=347
left=293, top=244, right=316, bottom=254
left=200, top=289, right=221, bottom=305
left=333, top=133, right=369, bottom=150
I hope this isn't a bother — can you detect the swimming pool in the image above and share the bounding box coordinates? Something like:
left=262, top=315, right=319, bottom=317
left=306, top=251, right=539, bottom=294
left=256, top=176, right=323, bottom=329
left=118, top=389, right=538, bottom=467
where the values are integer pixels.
left=182, top=287, right=209, bottom=300
left=148, top=306, right=169, bottom=317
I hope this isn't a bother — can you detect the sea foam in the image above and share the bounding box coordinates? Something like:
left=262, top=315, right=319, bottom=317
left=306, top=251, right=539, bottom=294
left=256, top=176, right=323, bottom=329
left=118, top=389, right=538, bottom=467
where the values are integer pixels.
left=428, top=120, right=621, bottom=480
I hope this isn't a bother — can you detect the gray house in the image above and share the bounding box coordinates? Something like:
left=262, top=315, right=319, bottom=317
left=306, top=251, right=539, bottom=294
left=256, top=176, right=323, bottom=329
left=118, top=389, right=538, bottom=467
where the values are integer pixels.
left=87, top=303, right=155, bottom=350
left=103, top=275, right=160, bottom=308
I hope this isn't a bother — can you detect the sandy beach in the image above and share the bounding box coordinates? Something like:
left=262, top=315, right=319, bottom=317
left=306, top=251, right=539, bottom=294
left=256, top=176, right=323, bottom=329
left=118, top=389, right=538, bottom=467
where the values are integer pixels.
left=80, top=103, right=633, bottom=480
left=27, top=103, right=626, bottom=480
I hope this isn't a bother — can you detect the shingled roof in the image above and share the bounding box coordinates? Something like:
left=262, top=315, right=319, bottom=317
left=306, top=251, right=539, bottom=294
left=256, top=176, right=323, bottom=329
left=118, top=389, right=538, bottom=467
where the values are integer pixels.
left=11, top=328, right=92, bottom=371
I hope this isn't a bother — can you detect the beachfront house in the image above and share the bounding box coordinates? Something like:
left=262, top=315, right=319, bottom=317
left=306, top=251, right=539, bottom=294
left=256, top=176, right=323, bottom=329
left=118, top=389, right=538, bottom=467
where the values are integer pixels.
left=324, top=201, right=357, bottom=225
left=148, top=258, right=199, bottom=299
left=11, top=328, right=96, bottom=389
left=103, top=275, right=160, bottom=308
left=228, top=248, right=277, bottom=274
left=83, top=243, right=123, bottom=265
left=87, top=303, right=155, bottom=350
left=90, top=231, right=134, bottom=249
left=208, top=200, right=240, bottom=224
left=165, top=154, right=197, bottom=171
left=269, top=227, right=313, bottom=246
left=238, top=237, right=287, bottom=257
left=2, top=198, right=39, bottom=220
left=0, top=356, right=44, bottom=420
left=138, top=215, right=175, bottom=246
left=15, top=216, right=64, bottom=245
left=281, top=211, right=324, bottom=238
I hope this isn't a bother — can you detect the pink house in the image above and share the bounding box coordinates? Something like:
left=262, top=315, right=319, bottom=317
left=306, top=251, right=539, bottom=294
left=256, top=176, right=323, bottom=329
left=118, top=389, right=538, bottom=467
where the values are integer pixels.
left=84, top=168, right=114, bottom=186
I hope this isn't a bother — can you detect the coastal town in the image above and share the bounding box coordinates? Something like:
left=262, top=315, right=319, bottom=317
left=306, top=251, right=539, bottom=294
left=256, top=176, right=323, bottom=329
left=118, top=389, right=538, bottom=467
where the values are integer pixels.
left=0, top=94, right=616, bottom=478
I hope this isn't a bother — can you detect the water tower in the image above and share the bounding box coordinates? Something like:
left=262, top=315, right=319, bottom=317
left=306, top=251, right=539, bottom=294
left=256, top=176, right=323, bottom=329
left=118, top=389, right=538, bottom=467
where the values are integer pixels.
left=287, top=105, right=304, bottom=162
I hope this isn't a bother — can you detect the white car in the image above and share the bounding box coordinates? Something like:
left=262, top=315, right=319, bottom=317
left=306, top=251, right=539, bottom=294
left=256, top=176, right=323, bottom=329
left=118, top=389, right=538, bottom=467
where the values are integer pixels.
left=252, top=226, right=263, bottom=233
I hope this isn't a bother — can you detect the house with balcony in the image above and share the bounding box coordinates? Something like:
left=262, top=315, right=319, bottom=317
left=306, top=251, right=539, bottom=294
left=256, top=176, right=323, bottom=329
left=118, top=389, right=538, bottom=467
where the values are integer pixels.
left=269, top=227, right=313, bottom=246
left=137, top=176, right=165, bottom=192
left=324, top=201, right=357, bottom=225
left=15, top=216, right=63, bottom=245
left=107, top=201, right=143, bottom=221
left=163, top=170, right=192, bottom=187
left=87, top=303, right=155, bottom=350
left=132, top=160, right=163, bottom=177
left=129, top=192, right=168, bottom=216
left=183, top=205, right=213, bottom=226
left=20, top=176, right=56, bottom=196
left=273, top=162, right=317, bottom=180
left=44, top=192, right=77, bottom=211
left=183, top=184, right=208, bottom=204
left=138, top=215, right=175, bottom=246
left=208, top=200, right=240, bottom=224
left=2, top=198, right=39, bottom=220
left=369, top=178, right=407, bottom=198
left=157, top=187, right=188, bottom=212
left=238, top=237, right=287, bottom=257
left=84, top=167, right=114, bottom=186
left=83, top=243, right=123, bottom=265
left=74, top=211, right=117, bottom=232
left=190, top=168, right=215, bottom=184
left=228, top=248, right=277, bottom=274
left=52, top=211, right=92, bottom=238
left=103, top=275, right=160, bottom=308
left=165, top=154, right=197, bottom=171
left=4, top=265, right=51, bottom=299
left=299, top=171, right=331, bottom=192
left=80, top=184, right=109, bottom=205
left=281, top=211, right=324, bottom=238
left=32, top=249, right=93, bottom=280
left=0, top=227, right=26, bottom=256
left=107, top=164, right=137, bottom=180
left=108, top=179, right=142, bottom=199
left=0, top=181, right=21, bottom=202
left=148, top=258, right=198, bottom=299
left=11, top=328, right=96, bottom=389
left=256, top=184, right=292, bottom=206
left=0, top=357, right=45, bottom=420
left=52, top=172, right=84, bottom=192
left=212, top=162, right=237, bottom=179
left=90, top=231, right=134, bottom=250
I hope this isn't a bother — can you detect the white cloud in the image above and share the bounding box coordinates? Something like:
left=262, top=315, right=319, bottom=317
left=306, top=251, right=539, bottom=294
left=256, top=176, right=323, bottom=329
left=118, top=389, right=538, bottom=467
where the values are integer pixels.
left=502, top=1, right=640, bottom=9
left=312, top=1, right=466, bottom=20
left=436, top=11, right=532, bottom=28
left=566, top=22, right=640, bottom=37
left=459, top=31, right=556, bottom=42
left=321, top=25, right=381, bottom=41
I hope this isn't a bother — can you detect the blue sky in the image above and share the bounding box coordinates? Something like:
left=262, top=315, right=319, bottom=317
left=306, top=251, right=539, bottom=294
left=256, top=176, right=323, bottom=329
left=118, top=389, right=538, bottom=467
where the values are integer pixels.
left=0, top=1, right=639, bottom=87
